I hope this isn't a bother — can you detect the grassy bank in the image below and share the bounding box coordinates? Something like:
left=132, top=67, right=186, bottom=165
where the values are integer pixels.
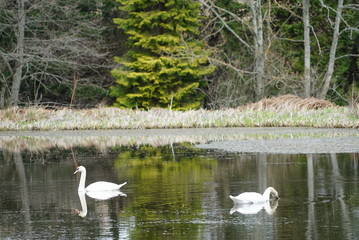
left=0, top=106, right=358, bottom=131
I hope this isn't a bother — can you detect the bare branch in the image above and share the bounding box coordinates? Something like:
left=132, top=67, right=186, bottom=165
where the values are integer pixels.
left=208, top=57, right=254, bottom=75
left=199, top=0, right=253, bottom=50
left=342, top=4, right=359, bottom=10
left=335, top=54, right=359, bottom=60
left=310, top=26, right=322, bottom=54
left=340, top=27, right=359, bottom=35
left=273, top=0, right=302, bottom=19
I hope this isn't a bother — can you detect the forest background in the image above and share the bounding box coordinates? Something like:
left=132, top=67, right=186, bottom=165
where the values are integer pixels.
left=0, top=0, right=358, bottom=110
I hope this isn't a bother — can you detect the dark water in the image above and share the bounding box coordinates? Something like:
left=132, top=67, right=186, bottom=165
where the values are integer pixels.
left=1, top=143, right=359, bottom=239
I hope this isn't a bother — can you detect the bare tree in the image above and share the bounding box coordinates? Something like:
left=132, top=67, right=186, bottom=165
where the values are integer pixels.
left=0, top=52, right=10, bottom=108
left=319, top=0, right=344, bottom=99
left=303, top=0, right=311, bottom=98
left=250, top=0, right=266, bottom=100
left=9, top=0, right=25, bottom=106
left=199, top=0, right=268, bottom=105
left=317, top=0, right=359, bottom=99
left=0, top=0, right=115, bottom=108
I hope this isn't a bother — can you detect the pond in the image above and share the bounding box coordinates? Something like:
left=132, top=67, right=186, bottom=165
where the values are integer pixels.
left=0, top=128, right=359, bottom=239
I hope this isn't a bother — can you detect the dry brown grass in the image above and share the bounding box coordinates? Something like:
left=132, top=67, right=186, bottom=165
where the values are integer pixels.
left=0, top=107, right=52, bottom=121
left=240, top=94, right=337, bottom=111
left=0, top=95, right=357, bottom=130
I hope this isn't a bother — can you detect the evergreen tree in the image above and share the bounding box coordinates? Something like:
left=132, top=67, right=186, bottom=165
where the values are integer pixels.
left=110, top=0, right=215, bottom=110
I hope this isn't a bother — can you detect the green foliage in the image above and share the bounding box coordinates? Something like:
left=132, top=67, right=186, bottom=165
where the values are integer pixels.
left=110, top=0, right=215, bottom=110
left=268, top=0, right=359, bottom=100
left=75, top=85, right=108, bottom=105
left=1, top=0, right=358, bottom=108
left=113, top=144, right=218, bottom=239
left=205, top=0, right=359, bottom=105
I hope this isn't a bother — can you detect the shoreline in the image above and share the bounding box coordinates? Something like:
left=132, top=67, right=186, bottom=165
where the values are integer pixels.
left=0, top=126, right=358, bottom=137
left=0, top=107, right=359, bottom=131
left=0, top=127, right=358, bottom=154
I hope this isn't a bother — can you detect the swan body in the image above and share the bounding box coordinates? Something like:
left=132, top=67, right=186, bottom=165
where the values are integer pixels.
left=229, top=187, right=279, bottom=204
left=74, top=166, right=127, bottom=192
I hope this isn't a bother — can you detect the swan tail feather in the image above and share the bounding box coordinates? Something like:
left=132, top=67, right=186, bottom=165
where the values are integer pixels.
left=117, top=182, right=127, bottom=189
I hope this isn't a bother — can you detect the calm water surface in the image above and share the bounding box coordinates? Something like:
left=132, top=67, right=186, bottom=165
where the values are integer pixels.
left=1, top=141, right=359, bottom=239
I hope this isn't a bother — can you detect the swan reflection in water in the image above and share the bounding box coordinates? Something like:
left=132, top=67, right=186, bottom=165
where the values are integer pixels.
left=76, top=191, right=127, bottom=217
left=76, top=192, right=88, bottom=217
left=86, top=190, right=127, bottom=200
left=230, top=200, right=279, bottom=215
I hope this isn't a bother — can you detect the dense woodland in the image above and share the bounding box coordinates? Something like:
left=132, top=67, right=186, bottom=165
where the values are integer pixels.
left=0, top=0, right=358, bottom=109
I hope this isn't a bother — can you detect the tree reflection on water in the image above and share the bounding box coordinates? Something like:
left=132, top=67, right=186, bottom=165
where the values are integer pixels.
left=0, top=131, right=359, bottom=239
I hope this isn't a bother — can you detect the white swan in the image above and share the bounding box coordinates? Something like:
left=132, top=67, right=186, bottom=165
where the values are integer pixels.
left=229, top=187, right=279, bottom=204
left=74, top=166, right=127, bottom=192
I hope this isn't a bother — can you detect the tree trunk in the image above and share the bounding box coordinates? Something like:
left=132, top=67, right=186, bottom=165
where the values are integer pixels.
left=250, top=0, right=265, bottom=101
left=0, top=84, right=5, bottom=109
left=319, top=0, right=343, bottom=99
left=10, top=0, right=25, bottom=106
left=0, top=57, right=6, bottom=109
left=303, top=0, right=311, bottom=98
left=345, top=36, right=359, bottom=90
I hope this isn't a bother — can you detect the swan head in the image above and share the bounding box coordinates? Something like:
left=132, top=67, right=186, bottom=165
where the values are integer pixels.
left=268, top=187, right=279, bottom=200
left=74, top=166, right=86, bottom=174
left=75, top=209, right=87, bottom=218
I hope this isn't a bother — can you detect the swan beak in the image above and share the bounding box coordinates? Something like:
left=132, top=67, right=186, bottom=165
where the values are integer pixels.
left=74, top=170, right=78, bottom=174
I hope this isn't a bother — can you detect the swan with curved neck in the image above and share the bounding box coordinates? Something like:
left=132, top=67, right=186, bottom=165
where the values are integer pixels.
left=229, top=187, right=279, bottom=204
left=74, top=166, right=127, bottom=192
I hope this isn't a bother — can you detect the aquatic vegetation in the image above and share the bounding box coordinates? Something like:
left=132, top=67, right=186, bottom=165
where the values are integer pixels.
left=0, top=105, right=358, bottom=131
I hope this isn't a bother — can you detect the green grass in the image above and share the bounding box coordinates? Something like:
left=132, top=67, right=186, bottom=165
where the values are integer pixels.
left=0, top=106, right=358, bottom=131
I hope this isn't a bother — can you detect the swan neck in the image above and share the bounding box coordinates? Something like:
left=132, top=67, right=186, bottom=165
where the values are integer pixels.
left=263, top=188, right=272, bottom=201
left=78, top=169, right=86, bottom=191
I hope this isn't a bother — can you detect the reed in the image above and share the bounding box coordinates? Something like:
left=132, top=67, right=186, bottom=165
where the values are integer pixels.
left=0, top=106, right=358, bottom=131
